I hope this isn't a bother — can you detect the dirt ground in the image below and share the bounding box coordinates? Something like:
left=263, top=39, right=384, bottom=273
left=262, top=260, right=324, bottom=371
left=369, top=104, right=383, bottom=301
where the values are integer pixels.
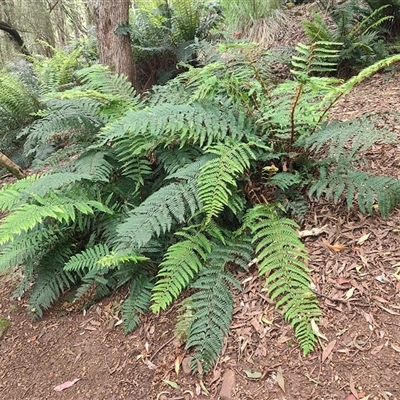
left=1, top=40, right=400, bottom=400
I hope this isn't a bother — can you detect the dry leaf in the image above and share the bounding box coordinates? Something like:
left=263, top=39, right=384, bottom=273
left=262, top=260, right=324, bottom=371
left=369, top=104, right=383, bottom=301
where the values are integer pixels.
left=276, top=366, right=285, bottom=392
left=311, top=319, right=328, bottom=341
left=162, top=379, right=180, bottom=389
left=54, top=378, right=80, bottom=392
left=371, top=344, right=384, bottom=355
left=372, top=295, right=388, bottom=303
left=175, top=355, right=183, bottom=376
left=344, top=287, right=355, bottom=300
left=244, top=369, right=262, bottom=379
left=323, top=239, right=346, bottom=252
left=322, top=340, right=336, bottom=363
left=337, top=277, right=352, bottom=286
left=390, top=343, right=400, bottom=353
left=349, top=375, right=358, bottom=399
left=342, top=395, right=357, bottom=400
left=356, top=233, right=371, bottom=245
left=343, top=394, right=357, bottom=400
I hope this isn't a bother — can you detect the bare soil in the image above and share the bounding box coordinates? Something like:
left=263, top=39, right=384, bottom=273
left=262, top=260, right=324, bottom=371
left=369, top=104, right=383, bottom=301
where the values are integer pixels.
left=1, top=42, right=400, bottom=400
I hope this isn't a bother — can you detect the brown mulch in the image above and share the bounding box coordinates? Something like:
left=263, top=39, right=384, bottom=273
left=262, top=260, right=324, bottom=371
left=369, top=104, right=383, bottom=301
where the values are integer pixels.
left=2, top=29, right=400, bottom=400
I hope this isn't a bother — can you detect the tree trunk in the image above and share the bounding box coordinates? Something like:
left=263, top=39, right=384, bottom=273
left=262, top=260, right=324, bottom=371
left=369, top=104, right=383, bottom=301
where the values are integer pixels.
left=89, top=0, right=138, bottom=91
left=0, top=151, right=26, bottom=179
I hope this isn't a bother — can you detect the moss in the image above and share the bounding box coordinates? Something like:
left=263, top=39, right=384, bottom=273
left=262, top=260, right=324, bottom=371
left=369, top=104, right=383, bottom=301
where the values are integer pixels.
left=0, top=318, right=11, bottom=340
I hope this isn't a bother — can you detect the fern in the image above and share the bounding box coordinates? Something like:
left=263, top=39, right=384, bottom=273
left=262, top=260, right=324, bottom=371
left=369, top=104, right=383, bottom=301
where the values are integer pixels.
left=28, top=241, right=80, bottom=318
left=64, top=244, right=111, bottom=271
left=310, top=167, right=400, bottom=218
left=0, top=192, right=112, bottom=246
left=199, top=141, right=256, bottom=221
left=244, top=204, right=320, bottom=355
left=116, top=161, right=202, bottom=251
left=291, top=42, right=342, bottom=76
left=21, top=97, right=102, bottom=157
left=298, top=117, right=397, bottom=162
left=0, top=73, right=40, bottom=130
left=122, top=275, right=153, bottom=333
left=151, top=224, right=213, bottom=312
left=185, top=267, right=240, bottom=373
left=100, top=102, right=252, bottom=149
left=0, top=227, right=57, bottom=273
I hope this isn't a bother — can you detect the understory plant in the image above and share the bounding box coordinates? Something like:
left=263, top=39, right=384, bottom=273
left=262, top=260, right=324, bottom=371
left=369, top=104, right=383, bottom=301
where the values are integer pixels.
left=302, top=0, right=393, bottom=75
left=0, top=41, right=400, bottom=373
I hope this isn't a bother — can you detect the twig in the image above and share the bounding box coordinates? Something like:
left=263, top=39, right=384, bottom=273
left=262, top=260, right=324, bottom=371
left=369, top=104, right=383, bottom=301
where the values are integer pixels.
left=149, top=336, right=176, bottom=362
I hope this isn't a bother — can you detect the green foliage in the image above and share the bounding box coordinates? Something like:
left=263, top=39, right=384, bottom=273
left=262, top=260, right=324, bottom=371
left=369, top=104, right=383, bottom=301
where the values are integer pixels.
left=0, top=70, right=41, bottom=161
left=122, top=0, right=223, bottom=89
left=302, top=1, right=393, bottom=75
left=122, top=275, right=154, bottom=333
left=244, top=204, right=320, bottom=354
left=26, top=43, right=85, bottom=93
left=1, top=41, right=400, bottom=374
left=219, top=0, right=287, bottom=44
left=186, top=267, right=240, bottom=372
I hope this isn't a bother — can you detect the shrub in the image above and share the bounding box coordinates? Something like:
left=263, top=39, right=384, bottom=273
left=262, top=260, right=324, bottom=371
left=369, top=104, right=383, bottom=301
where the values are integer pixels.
left=0, top=42, right=399, bottom=373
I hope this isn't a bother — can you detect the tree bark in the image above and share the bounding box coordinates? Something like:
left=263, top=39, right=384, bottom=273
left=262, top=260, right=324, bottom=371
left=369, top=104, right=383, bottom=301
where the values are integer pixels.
left=88, top=0, right=138, bottom=91
left=0, top=151, right=26, bottom=179
left=0, top=20, right=30, bottom=55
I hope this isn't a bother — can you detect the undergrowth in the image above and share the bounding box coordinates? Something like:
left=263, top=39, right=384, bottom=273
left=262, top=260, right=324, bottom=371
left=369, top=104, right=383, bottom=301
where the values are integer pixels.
left=0, top=41, right=400, bottom=373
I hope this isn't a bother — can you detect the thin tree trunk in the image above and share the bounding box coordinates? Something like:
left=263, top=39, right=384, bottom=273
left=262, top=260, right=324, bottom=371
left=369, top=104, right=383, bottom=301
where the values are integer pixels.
left=0, top=151, right=26, bottom=179
left=89, top=0, right=138, bottom=91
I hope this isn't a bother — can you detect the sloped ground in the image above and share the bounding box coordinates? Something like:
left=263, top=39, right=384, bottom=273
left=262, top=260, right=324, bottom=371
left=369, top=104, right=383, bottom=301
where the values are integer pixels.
left=1, top=43, right=400, bottom=400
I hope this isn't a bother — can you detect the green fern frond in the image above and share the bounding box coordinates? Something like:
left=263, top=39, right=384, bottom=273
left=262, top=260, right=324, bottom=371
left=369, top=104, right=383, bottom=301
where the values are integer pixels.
left=302, top=13, right=334, bottom=43
left=0, top=227, right=57, bottom=273
left=63, top=244, right=111, bottom=271
left=185, top=267, right=240, bottom=373
left=244, top=204, right=320, bottom=355
left=22, top=97, right=103, bottom=157
left=0, top=175, right=40, bottom=210
left=298, top=118, right=397, bottom=161
left=72, top=149, right=114, bottom=182
left=99, top=103, right=249, bottom=148
left=267, top=172, right=302, bottom=191
left=117, top=175, right=201, bottom=250
left=157, top=146, right=202, bottom=175
left=310, top=167, right=400, bottom=217
left=28, top=43, right=83, bottom=93
left=151, top=225, right=213, bottom=312
left=29, top=257, right=80, bottom=318
left=122, top=275, right=153, bottom=333
left=76, top=64, right=138, bottom=101
left=291, top=42, right=342, bottom=77
left=199, top=141, right=255, bottom=221
left=0, top=194, right=112, bottom=246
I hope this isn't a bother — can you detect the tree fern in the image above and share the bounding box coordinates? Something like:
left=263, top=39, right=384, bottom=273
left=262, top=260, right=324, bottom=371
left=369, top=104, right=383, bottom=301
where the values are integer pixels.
left=244, top=204, right=320, bottom=355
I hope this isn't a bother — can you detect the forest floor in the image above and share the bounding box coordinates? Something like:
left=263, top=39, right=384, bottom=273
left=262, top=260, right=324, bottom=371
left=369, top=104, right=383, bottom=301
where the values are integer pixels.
left=2, top=15, right=400, bottom=400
